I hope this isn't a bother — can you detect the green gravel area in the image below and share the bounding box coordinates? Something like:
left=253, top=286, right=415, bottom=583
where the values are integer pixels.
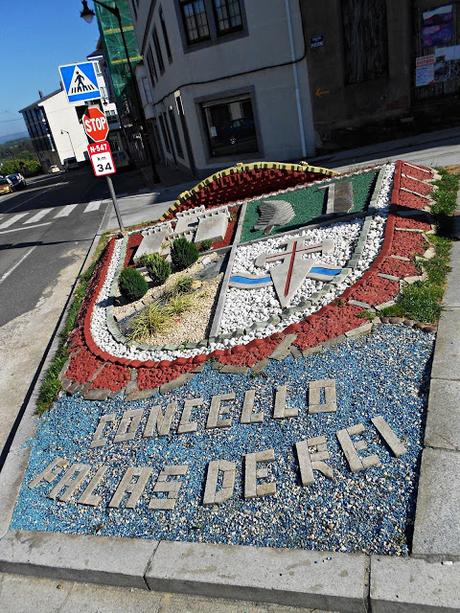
left=240, top=170, right=378, bottom=243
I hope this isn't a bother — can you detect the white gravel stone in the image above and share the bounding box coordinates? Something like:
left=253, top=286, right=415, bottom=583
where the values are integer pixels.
left=88, top=164, right=395, bottom=361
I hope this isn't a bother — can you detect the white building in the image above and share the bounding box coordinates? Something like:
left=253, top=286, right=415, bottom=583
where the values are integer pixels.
left=130, top=0, right=315, bottom=177
left=20, top=89, right=89, bottom=171
left=20, top=52, right=121, bottom=172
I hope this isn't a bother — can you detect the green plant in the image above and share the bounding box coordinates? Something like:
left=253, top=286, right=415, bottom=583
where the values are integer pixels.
left=165, top=293, right=194, bottom=315
left=35, top=233, right=112, bottom=415
left=198, top=239, right=213, bottom=251
left=143, top=253, right=171, bottom=286
left=431, top=169, right=460, bottom=216
left=118, top=267, right=148, bottom=302
left=128, top=302, right=172, bottom=341
left=173, top=275, right=194, bottom=295
left=170, top=237, right=199, bottom=271
left=136, top=253, right=152, bottom=267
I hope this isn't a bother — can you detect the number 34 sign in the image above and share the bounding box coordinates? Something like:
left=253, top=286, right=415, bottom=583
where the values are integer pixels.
left=87, top=141, right=116, bottom=177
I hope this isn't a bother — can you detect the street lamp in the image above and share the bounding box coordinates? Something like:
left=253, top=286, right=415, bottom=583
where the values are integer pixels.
left=80, top=0, right=160, bottom=183
left=60, top=129, right=76, bottom=158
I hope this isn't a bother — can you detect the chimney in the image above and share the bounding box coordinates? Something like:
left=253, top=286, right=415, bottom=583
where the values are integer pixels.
left=38, top=90, right=44, bottom=99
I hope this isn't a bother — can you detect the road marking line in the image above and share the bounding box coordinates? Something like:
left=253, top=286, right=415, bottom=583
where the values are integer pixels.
left=0, top=246, right=37, bottom=285
left=84, top=200, right=102, bottom=213
left=54, top=203, right=78, bottom=218
left=2, top=185, right=56, bottom=213
left=0, top=212, right=29, bottom=229
left=24, top=208, right=53, bottom=224
left=0, top=221, right=51, bottom=235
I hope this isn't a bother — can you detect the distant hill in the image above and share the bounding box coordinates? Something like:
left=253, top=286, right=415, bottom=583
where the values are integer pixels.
left=0, top=131, right=29, bottom=144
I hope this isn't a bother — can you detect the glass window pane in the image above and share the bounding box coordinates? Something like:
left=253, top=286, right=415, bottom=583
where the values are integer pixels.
left=202, top=96, right=258, bottom=158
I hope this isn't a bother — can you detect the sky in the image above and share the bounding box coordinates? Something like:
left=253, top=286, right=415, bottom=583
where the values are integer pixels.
left=0, top=0, right=100, bottom=139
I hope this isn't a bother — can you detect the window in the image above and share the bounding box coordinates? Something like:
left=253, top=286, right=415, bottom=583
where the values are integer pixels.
left=168, top=107, right=184, bottom=158
left=158, top=113, right=172, bottom=154
left=146, top=46, right=158, bottom=84
left=153, top=27, right=165, bottom=74
left=201, top=95, right=258, bottom=158
left=160, top=7, right=172, bottom=62
left=213, top=0, right=242, bottom=35
left=180, top=0, right=210, bottom=44
left=342, top=0, right=388, bottom=84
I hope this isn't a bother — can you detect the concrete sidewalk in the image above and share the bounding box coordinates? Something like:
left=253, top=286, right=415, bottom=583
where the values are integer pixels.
left=0, top=572, right=331, bottom=613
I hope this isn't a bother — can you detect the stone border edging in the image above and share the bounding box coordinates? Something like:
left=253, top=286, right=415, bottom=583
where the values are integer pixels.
left=0, top=529, right=459, bottom=612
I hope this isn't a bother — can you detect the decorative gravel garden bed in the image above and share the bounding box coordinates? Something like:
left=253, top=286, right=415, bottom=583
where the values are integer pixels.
left=12, top=158, right=451, bottom=558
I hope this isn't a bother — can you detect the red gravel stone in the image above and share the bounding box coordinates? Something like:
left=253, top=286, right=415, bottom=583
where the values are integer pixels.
left=349, top=276, right=399, bottom=306
left=400, top=176, right=433, bottom=196
left=395, top=217, right=432, bottom=231
left=379, top=257, right=420, bottom=278
left=397, top=190, right=429, bottom=210
left=401, top=163, right=433, bottom=181
left=391, top=232, right=427, bottom=257
left=65, top=349, right=101, bottom=384
left=91, top=364, right=131, bottom=391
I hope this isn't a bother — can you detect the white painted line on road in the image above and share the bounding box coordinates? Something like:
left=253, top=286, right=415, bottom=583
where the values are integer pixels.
left=0, top=246, right=37, bottom=285
left=3, top=185, right=55, bottom=214
left=84, top=200, right=102, bottom=213
left=54, top=203, right=78, bottom=218
left=0, top=221, right=51, bottom=235
left=0, top=212, right=29, bottom=229
left=24, top=208, right=53, bottom=224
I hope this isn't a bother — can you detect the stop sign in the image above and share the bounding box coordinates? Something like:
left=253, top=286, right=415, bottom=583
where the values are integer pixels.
left=82, top=106, right=109, bottom=142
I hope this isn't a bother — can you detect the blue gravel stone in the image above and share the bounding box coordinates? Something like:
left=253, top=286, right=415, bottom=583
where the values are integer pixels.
left=11, top=325, right=434, bottom=556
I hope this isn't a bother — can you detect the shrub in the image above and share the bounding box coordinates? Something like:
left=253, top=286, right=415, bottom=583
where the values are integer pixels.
left=128, top=302, right=171, bottom=341
left=144, top=253, right=171, bottom=286
left=170, top=237, right=199, bottom=272
left=198, top=239, right=213, bottom=251
left=165, top=293, right=194, bottom=316
left=173, top=275, right=193, bottom=295
left=118, top=267, right=148, bottom=302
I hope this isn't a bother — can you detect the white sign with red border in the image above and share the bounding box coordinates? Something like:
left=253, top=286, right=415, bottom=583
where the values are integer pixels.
left=88, top=141, right=116, bottom=177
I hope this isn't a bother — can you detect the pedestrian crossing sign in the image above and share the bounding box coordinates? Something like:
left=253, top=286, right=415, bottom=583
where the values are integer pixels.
left=59, top=61, right=101, bottom=104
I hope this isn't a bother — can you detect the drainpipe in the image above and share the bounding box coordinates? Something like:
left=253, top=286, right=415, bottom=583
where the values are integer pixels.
left=284, top=0, right=307, bottom=158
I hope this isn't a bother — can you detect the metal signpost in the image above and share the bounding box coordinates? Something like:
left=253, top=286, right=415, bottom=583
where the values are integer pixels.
left=82, top=106, right=124, bottom=232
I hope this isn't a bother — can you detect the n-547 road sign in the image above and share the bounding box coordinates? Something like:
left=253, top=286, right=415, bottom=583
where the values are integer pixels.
left=88, top=141, right=116, bottom=177
left=83, top=106, right=109, bottom=142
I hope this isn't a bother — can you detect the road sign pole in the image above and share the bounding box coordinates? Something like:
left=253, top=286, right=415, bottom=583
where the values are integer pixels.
left=106, top=175, right=124, bottom=233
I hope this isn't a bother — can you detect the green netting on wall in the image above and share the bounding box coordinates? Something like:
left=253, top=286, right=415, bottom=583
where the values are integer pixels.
left=95, top=0, right=141, bottom=102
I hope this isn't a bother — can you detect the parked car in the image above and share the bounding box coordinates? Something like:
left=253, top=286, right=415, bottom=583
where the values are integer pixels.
left=6, top=172, right=27, bottom=190
left=63, top=157, right=79, bottom=171
left=111, top=150, right=132, bottom=171
left=48, top=164, right=61, bottom=174
left=0, top=176, right=13, bottom=195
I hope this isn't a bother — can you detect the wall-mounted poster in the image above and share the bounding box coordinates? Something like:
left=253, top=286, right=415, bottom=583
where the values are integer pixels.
left=421, top=4, right=454, bottom=48
left=434, top=44, right=460, bottom=81
left=415, top=55, right=435, bottom=86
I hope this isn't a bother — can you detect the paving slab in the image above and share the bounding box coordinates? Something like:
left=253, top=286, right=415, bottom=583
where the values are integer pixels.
left=424, top=379, right=460, bottom=451
left=0, top=531, right=156, bottom=589
left=370, top=556, right=460, bottom=612
left=412, top=448, right=460, bottom=558
left=443, top=240, right=460, bottom=307
left=430, top=309, right=460, bottom=381
left=146, top=540, right=368, bottom=612
left=0, top=572, right=336, bottom=613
